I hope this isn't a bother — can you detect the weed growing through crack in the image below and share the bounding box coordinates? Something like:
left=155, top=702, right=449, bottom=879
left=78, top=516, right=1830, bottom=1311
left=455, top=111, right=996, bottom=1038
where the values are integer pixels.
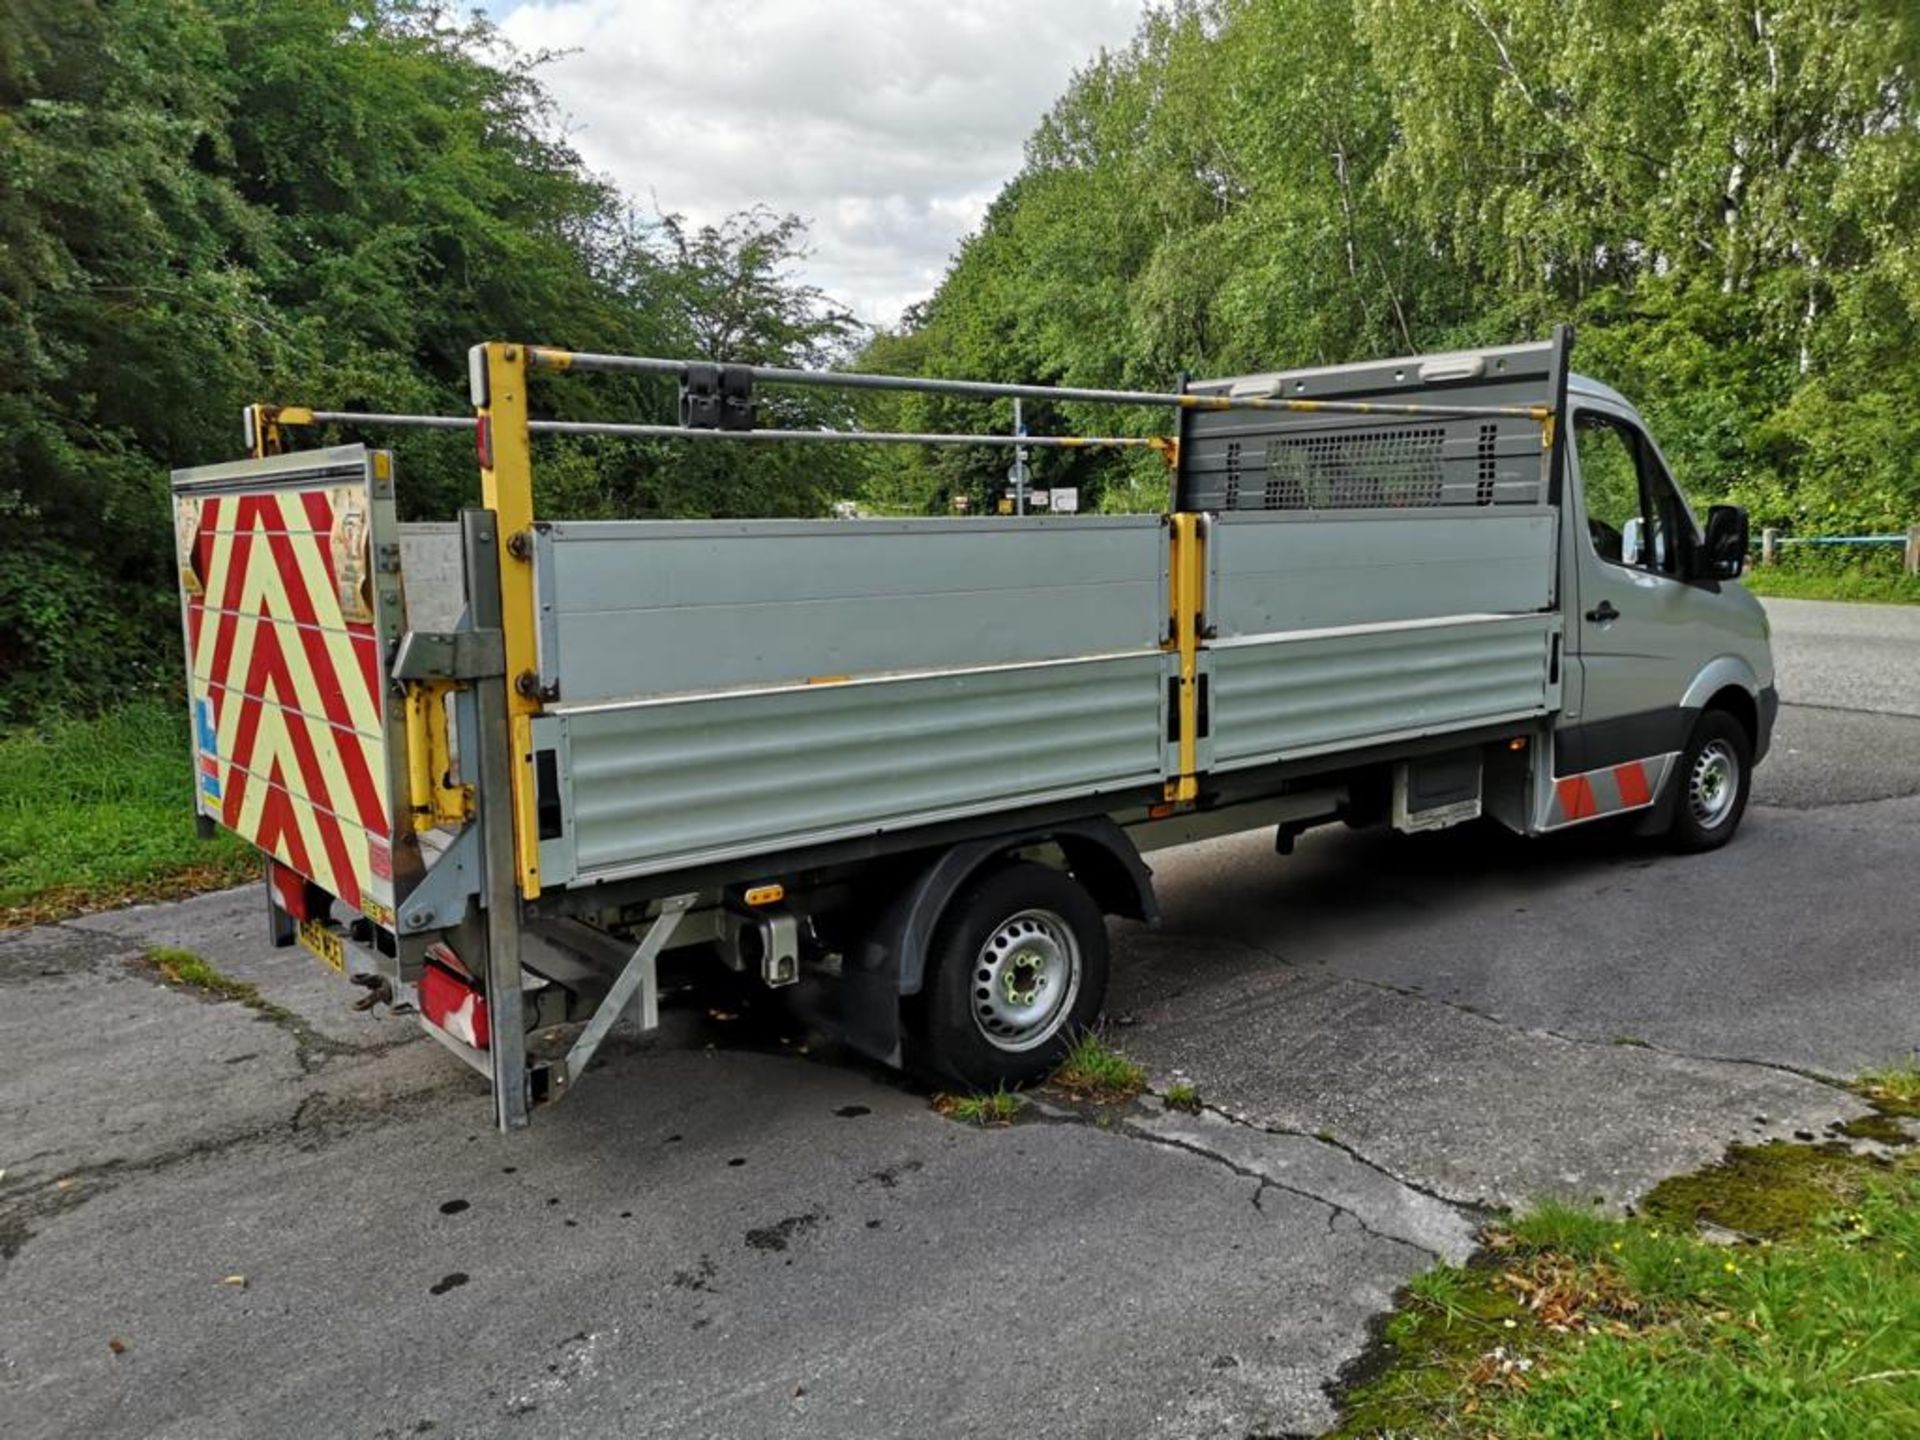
left=145, top=946, right=257, bottom=1002
left=140, top=946, right=296, bottom=1025
left=932, top=1088, right=1023, bottom=1127
left=1049, top=1031, right=1146, bottom=1102
left=1857, top=1067, right=1920, bottom=1118
left=1162, top=1081, right=1201, bottom=1113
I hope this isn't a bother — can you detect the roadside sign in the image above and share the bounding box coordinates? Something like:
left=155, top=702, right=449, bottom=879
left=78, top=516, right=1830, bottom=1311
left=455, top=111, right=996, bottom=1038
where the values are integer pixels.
left=1050, top=488, right=1079, bottom=513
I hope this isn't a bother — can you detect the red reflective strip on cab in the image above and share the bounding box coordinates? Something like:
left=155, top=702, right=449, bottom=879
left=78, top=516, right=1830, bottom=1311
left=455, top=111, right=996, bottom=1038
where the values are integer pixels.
left=1556, top=775, right=1598, bottom=821
left=1613, top=762, right=1652, bottom=808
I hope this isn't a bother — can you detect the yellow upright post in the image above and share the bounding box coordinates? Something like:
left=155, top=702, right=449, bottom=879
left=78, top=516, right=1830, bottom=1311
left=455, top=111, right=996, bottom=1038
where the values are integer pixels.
left=1164, top=512, right=1204, bottom=804
left=473, top=342, right=544, bottom=898
left=244, top=403, right=281, bottom=459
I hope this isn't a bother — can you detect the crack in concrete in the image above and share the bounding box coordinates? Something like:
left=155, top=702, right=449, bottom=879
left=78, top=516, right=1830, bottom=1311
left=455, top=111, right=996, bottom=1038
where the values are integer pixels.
left=1017, top=1095, right=1472, bottom=1262
left=119, top=953, right=425, bottom=1074
left=1125, top=924, right=1868, bottom=1218
left=31, top=919, right=148, bottom=950
left=1191, top=1100, right=1493, bottom=1218
left=0, top=1071, right=471, bottom=1274
left=1333, top=969, right=1860, bottom=1097
left=1119, top=1122, right=1450, bottom=1261
left=1188, top=921, right=1862, bottom=1103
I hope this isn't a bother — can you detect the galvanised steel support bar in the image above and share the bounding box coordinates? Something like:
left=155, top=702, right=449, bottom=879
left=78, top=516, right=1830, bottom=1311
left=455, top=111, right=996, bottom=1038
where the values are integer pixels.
left=526, top=346, right=1554, bottom=423
left=554, top=894, right=696, bottom=1098
left=460, top=508, right=533, bottom=1132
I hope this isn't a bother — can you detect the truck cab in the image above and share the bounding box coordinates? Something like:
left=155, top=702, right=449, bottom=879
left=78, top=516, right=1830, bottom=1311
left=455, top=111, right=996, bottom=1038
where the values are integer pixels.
left=1557, top=373, right=1776, bottom=845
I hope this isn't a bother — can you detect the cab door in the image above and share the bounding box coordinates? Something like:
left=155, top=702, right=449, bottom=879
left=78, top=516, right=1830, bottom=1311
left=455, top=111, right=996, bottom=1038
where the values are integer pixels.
left=1559, top=403, right=1703, bottom=768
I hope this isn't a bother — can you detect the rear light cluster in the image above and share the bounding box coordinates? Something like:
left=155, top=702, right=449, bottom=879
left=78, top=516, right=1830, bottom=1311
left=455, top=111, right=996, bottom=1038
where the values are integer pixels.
left=419, top=944, right=489, bottom=1050
left=267, top=859, right=328, bottom=922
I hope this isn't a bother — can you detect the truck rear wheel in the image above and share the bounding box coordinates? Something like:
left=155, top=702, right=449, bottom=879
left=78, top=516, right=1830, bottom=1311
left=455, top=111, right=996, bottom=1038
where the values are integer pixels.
left=1668, top=709, right=1753, bottom=852
left=912, top=861, right=1109, bottom=1090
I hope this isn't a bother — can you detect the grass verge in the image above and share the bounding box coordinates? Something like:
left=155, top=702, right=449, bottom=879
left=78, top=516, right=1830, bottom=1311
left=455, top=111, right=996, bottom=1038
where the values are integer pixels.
left=932, top=1087, right=1023, bottom=1126
left=1330, top=1099, right=1920, bottom=1438
left=0, top=701, right=254, bottom=928
left=1743, top=566, right=1920, bottom=605
left=1049, top=1030, right=1148, bottom=1102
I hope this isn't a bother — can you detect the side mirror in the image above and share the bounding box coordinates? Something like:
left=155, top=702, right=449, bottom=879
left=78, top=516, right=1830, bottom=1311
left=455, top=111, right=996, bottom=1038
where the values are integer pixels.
left=1620, top=516, right=1644, bottom=567
left=1699, top=504, right=1748, bottom=580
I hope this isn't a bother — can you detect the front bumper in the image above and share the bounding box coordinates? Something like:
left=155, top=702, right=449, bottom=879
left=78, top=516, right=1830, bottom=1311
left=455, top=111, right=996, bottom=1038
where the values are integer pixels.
left=1755, top=683, right=1779, bottom=763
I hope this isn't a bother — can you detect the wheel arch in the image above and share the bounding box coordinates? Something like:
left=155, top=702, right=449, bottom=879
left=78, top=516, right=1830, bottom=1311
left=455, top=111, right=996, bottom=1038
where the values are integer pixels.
left=888, top=816, right=1155, bottom=997
left=1678, top=654, right=1760, bottom=724
left=1700, top=683, right=1758, bottom=750
left=837, top=817, right=1155, bottom=1067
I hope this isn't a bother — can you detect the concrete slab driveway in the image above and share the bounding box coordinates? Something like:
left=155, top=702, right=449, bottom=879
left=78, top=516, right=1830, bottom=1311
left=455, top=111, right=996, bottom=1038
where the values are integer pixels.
left=3, top=597, right=1915, bottom=1439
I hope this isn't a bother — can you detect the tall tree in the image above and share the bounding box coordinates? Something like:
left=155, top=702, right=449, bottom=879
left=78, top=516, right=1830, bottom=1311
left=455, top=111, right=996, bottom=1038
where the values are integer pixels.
left=0, top=0, right=862, bottom=719
left=872, top=0, right=1920, bottom=538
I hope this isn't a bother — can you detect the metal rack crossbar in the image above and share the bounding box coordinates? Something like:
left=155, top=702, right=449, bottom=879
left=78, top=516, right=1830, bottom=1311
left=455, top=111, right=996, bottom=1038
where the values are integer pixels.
left=526, top=346, right=1553, bottom=422
left=253, top=407, right=1166, bottom=452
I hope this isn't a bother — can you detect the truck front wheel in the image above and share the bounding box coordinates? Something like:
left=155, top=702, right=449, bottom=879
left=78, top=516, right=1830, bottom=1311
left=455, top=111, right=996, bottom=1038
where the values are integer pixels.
left=1668, top=709, right=1753, bottom=852
left=911, top=862, right=1110, bottom=1089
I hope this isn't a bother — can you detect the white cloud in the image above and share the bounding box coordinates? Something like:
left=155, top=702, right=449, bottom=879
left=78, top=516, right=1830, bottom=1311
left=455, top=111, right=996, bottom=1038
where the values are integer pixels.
left=497, top=0, right=1147, bottom=326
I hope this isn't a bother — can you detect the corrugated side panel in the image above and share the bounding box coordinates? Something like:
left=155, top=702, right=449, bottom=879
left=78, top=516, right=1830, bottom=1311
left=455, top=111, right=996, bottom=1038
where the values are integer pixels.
left=1209, top=511, right=1557, bottom=637
left=547, top=653, right=1168, bottom=884
left=534, top=516, right=1166, bottom=703
left=1210, top=616, right=1558, bottom=772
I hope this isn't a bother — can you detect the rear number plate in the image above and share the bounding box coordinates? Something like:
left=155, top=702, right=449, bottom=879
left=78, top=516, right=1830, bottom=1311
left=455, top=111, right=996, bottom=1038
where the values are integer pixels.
left=298, top=918, right=345, bottom=973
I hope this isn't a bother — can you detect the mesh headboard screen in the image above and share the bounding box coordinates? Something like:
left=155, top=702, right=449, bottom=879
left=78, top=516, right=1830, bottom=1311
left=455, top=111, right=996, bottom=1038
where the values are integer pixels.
left=1179, top=335, right=1567, bottom=514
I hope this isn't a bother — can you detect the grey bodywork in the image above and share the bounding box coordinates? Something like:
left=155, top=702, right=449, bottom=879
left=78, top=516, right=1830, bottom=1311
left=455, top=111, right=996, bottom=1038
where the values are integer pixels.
left=369, top=345, right=1771, bottom=888
left=509, top=507, right=1565, bottom=882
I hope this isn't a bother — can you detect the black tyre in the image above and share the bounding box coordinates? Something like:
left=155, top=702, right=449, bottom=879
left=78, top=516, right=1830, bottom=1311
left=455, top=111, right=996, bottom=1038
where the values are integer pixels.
left=1668, top=709, right=1753, bottom=852
left=909, top=862, right=1109, bottom=1089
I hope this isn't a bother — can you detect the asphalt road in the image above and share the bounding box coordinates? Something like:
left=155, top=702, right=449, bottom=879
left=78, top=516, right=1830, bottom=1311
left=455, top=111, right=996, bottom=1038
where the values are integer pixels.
left=3, top=597, right=1916, bottom=1440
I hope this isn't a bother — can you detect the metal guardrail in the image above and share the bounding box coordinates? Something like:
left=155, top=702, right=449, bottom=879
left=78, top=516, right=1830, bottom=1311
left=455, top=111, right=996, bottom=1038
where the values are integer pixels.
left=1754, top=525, right=1920, bottom=573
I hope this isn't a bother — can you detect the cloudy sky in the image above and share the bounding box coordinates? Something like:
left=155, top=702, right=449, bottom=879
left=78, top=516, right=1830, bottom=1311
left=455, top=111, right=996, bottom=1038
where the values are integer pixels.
left=491, top=0, right=1148, bottom=326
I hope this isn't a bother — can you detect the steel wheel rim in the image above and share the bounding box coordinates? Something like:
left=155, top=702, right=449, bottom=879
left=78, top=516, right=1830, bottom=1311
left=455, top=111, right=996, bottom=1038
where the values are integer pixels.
left=971, top=908, right=1081, bottom=1052
left=1688, top=739, right=1740, bottom=829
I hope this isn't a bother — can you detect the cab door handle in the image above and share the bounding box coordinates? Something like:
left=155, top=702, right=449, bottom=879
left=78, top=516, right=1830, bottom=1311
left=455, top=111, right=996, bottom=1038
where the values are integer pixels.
left=1585, top=600, right=1619, bottom=624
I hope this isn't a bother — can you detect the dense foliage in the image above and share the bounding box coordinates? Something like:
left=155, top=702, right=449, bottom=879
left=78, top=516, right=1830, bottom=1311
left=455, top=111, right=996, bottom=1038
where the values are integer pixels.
left=873, top=0, right=1920, bottom=532
left=0, top=0, right=858, bottom=719
left=7, top=1, right=1918, bottom=718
